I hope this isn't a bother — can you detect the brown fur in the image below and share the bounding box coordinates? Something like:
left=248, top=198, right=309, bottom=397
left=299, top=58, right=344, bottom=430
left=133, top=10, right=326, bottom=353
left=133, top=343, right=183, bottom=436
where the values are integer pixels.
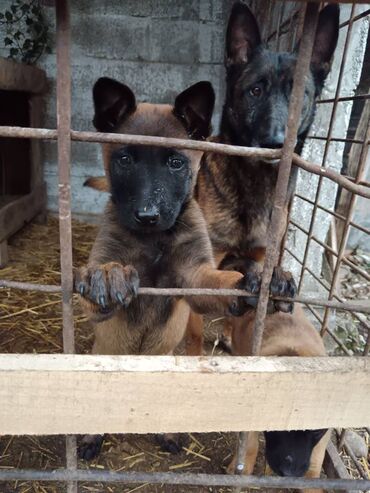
left=228, top=306, right=330, bottom=493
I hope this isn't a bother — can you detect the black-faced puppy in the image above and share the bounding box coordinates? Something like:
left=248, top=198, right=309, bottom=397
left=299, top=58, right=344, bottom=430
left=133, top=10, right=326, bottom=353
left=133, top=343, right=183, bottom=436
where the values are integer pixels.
left=228, top=302, right=330, bottom=493
left=76, top=77, right=257, bottom=458
left=186, top=2, right=340, bottom=354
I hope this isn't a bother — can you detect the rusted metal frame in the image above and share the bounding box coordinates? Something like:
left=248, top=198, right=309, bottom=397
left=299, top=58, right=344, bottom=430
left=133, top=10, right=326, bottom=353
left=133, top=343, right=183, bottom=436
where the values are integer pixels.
left=297, top=4, right=357, bottom=295
left=295, top=193, right=370, bottom=236
left=2, top=279, right=370, bottom=314
left=0, top=468, right=369, bottom=490
left=321, top=121, right=370, bottom=337
left=339, top=8, right=370, bottom=29
left=308, top=135, right=369, bottom=144
left=0, top=126, right=369, bottom=198
left=287, top=250, right=370, bottom=334
left=290, top=219, right=370, bottom=282
left=55, top=2, right=77, bottom=493
left=304, top=304, right=352, bottom=355
left=230, top=6, right=321, bottom=490
left=317, top=94, right=370, bottom=104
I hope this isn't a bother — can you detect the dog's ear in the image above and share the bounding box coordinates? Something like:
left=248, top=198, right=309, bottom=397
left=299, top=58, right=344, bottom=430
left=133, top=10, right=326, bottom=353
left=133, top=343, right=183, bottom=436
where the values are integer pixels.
left=225, top=2, right=261, bottom=67
left=310, top=4, right=339, bottom=87
left=84, top=176, right=109, bottom=192
left=93, top=77, right=136, bottom=132
left=310, top=429, right=328, bottom=446
left=173, top=81, right=215, bottom=140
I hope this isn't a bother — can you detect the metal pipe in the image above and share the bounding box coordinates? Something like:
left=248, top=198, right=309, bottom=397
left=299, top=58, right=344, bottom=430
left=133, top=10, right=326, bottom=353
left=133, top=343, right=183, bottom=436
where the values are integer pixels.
left=0, top=126, right=368, bottom=198
left=1, top=279, right=370, bottom=314
left=0, top=468, right=368, bottom=490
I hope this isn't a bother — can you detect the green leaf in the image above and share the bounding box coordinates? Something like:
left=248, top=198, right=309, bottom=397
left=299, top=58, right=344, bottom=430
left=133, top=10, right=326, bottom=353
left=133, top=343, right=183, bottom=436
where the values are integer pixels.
left=11, top=5, right=17, bottom=13
left=9, top=47, right=19, bottom=57
left=23, top=38, right=32, bottom=49
left=14, top=30, right=22, bottom=39
left=4, top=37, right=13, bottom=45
left=25, top=16, right=33, bottom=25
left=21, top=4, right=30, bottom=13
left=0, top=13, right=4, bottom=19
left=5, top=11, right=13, bottom=21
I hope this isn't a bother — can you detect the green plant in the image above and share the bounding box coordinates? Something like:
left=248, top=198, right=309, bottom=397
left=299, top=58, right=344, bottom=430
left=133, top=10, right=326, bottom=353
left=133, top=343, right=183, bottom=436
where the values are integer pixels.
left=0, top=0, right=51, bottom=64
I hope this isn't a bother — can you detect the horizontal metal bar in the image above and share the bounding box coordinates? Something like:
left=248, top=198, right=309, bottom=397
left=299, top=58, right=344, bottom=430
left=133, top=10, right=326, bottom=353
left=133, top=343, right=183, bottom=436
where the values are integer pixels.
left=1, top=279, right=369, bottom=314
left=317, top=94, right=370, bottom=104
left=0, top=468, right=368, bottom=490
left=308, top=135, right=369, bottom=145
left=294, top=194, right=370, bottom=235
left=340, top=8, right=370, bottom=28
left=0, top=125, right=369, bottom=198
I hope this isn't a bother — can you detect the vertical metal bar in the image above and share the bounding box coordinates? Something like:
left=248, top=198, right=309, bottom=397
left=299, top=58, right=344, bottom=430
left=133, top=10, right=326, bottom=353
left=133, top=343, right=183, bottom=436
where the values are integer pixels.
left=233, top=6, right=320, bottom=491
left=320, top=121, right=370, bottom=337
left=56, top=1, right=77, bottom=492
left=251, top=3, right=319, bottom=356
left=297, top=5, right=357, bottom=295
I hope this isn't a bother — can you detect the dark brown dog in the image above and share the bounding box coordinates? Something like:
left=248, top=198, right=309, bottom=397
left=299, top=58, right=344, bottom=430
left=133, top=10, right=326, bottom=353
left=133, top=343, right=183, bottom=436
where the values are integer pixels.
left=186, top=2, right=340, bottom=354
left=76, top=77, right=258, bottom=458
left=228, top=301, right=329, bottom=493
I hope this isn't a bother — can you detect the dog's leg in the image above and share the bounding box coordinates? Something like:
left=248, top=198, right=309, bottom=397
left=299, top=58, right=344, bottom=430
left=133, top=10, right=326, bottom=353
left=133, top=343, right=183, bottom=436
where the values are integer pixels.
left=185, top=311, right=204, bottom=356
left=227, top=431, right=259, bottom=475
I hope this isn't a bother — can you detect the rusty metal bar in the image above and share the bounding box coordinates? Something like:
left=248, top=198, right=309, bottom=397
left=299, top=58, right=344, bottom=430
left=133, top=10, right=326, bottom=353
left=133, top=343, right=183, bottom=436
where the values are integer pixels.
left=0, top=126, right=368, bottom=198
left=0, top=468, right=368, bottom=490
left=1, top=279, right=370, bottom=314
left=286, top=250, right=370, bottom=334
left=251, top=2, right=319, bottom=355
left=340, top=8, right=370, bottom=28
left=317, top=94, right=370, bottom=104
left=297, top=4, right=357, bottom=294
left=55, top=2, right=77, bottom=493
left=321, top=122, right=370, bottom=336
left=308, top=135, right=369, bottom=144
left=295, top=194, right=370, bottom=236
left=229, top=6, right=322, bottom=490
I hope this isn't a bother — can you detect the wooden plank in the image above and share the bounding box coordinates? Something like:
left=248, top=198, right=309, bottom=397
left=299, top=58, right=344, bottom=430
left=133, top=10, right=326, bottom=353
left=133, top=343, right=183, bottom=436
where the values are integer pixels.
left=324, top=440, right=360, bottom=493
left=0, top=58, right=47, bottom=94
left=0, top=354, right=368, bottom=435
left=0, top=241, right=8, bottom=268
left=0, top=183, right=46, bottom=242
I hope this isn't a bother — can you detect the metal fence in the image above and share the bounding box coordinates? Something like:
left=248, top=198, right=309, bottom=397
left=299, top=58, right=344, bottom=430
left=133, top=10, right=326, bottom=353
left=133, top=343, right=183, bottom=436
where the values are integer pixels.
left=0, top=0, right=369, bottom=492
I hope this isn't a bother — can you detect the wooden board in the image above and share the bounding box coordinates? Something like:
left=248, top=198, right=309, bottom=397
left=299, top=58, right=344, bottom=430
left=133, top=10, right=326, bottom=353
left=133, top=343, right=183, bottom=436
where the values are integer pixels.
left=0, top=58, right=46, bottom=94
left=0, top=183, right=46, bottom=243
left=0, top=354, right=368, bottom=435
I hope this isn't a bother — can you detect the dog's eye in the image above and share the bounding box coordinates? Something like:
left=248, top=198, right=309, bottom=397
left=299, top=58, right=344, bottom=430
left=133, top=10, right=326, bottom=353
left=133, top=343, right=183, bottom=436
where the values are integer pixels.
left=249, top=85, right=262, bottom=97
left=168, top=157, right=184, bottom=170
left=119, top=155, right=131, bottom=166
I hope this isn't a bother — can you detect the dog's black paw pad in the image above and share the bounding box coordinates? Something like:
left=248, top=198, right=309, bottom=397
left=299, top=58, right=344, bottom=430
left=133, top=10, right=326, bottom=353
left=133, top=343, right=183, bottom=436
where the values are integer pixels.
left=155, top=434, right=183, bottom=454
left=78, top=435, right=104, bottom=461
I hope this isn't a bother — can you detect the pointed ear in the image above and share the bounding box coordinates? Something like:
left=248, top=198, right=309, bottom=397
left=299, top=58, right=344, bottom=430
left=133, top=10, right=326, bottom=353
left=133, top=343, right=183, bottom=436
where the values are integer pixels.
left=83, top=176, right=109, bottom=192
left=93, top=77, right=136, bottom=132
left=311, top=429, right=328, bottom=446
left=311, top=5, right=339, bottom=85
left=173, top=81, right=215, bottom=140
left=225, top=2, right=261, bottom=67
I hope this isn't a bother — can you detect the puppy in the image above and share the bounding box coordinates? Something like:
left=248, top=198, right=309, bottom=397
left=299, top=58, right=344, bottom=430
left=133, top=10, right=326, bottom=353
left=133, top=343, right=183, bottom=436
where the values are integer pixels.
left=229, top=301, right=330, bottom=493
left=76, top=77, right=257, bottom=458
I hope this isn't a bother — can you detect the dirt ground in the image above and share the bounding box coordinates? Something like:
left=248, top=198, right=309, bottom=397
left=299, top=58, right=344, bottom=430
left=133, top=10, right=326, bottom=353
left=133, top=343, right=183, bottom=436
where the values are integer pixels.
left=0, top=217, right=368, bottom=492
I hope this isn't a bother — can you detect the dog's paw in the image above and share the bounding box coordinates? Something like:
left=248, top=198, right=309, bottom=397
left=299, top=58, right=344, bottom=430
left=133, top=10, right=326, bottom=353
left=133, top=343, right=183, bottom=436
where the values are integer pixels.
left=155, top=433, right=185, bottom=454
left=75, top=262, right=139, bottom=316
left=270, top=266, right=297, bottom=313
left=228, top=271, right=261, bottom=316
left=78, top=434, right=104, bottom=461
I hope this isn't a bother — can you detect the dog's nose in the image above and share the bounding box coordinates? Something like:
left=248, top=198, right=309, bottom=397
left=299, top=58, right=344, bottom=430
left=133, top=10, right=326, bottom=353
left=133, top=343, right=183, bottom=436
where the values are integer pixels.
left=260, top=131, right=285, bottom=149
left=134, top=207, right=160, bottom=226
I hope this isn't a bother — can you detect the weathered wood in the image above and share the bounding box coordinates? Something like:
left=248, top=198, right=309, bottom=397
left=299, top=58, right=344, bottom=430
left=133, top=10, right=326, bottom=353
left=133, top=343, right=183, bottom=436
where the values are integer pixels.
left=0, top=183, right=46, bottom=242
left=0, top=355, right=368, bottom=435
left=324, top=440, right=360, bottom=493
left=0, top=57, right=47, bottom=94
left=29, top=95, right=45, bottom=189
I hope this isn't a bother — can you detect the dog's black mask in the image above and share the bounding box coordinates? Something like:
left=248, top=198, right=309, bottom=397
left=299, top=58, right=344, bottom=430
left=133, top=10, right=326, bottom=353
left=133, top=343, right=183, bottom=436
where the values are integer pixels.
left=222, top=2, right=339, bottom=155
left=109, top=145, right=192, bottom=233
left=264, top=429, right=328, bottom=477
